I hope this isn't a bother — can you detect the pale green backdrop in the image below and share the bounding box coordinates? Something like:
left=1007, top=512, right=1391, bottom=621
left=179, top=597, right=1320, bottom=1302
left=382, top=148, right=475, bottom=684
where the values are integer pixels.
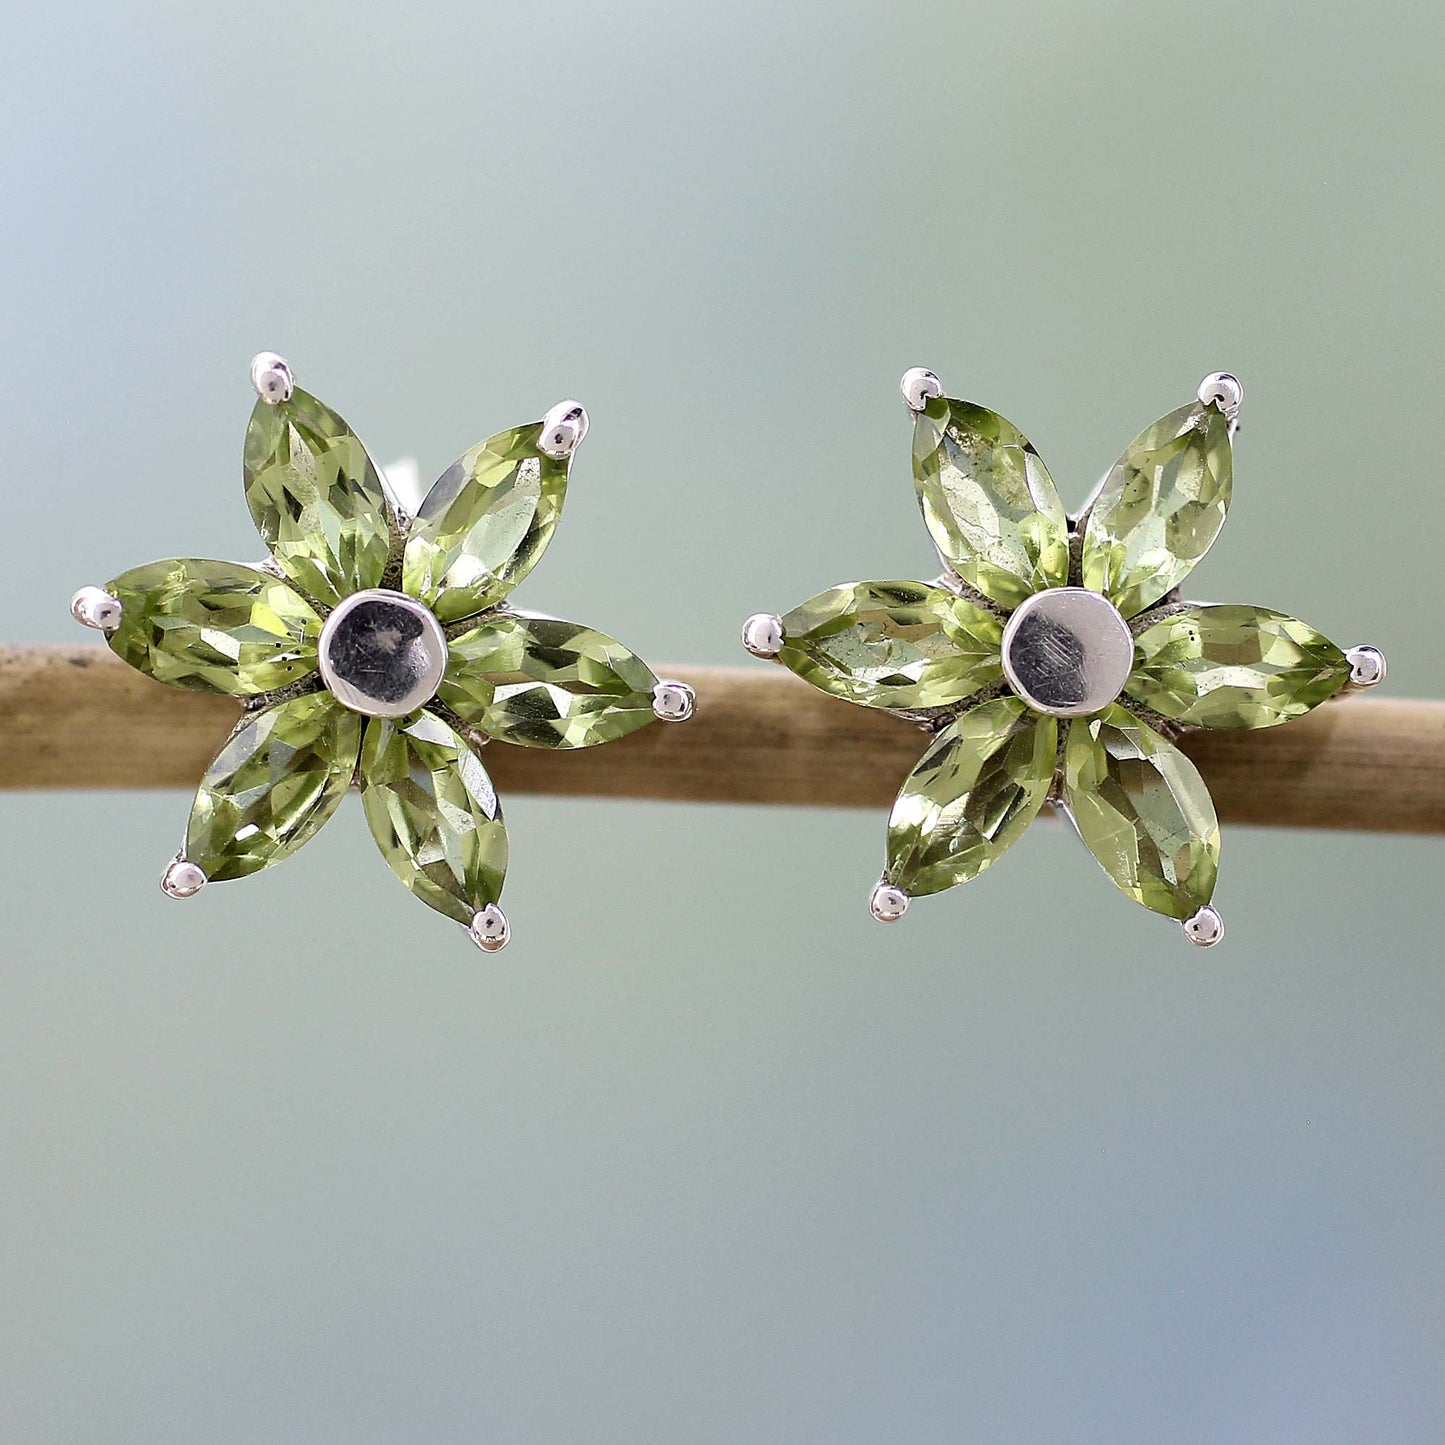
left=2, top=2, right=1443, bottom=1441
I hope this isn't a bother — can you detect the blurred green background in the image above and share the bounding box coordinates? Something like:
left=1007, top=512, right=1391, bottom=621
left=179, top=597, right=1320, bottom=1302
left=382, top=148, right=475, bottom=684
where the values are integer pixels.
left=2, top=2, right=1443, bottom=1440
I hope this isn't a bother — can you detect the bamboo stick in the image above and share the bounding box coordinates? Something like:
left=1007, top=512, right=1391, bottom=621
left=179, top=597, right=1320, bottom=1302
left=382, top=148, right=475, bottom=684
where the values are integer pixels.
left=1, top=645, right=1441, bottom=833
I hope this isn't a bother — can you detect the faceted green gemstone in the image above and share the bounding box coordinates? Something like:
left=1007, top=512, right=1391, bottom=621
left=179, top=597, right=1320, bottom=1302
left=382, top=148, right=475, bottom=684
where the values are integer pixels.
left=1127, top=604, right=1350, bottom=729
left=1063, top=704, right=1219, bottom=919
left=185, top=692, right=361, bottom=882
left=912, top=396, right=1070, bottom=610
left=438, top=611, right=658, bottom=748
left=778, top=580, right=1003, bottom=712
left=1080, top=401, right=1232, bottom=619
left=244, top=387, right=395, bottom=608
left=886, top=696, right=1057, bottom=896
left=360, top=710, right=508, bottom=923
left=402, top=424, right=569, bottom=624
left=106, top=558, right=321, bottom=695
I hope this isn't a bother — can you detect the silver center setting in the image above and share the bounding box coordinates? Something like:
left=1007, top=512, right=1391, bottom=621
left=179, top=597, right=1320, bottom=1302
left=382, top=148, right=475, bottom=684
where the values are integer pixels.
left=318, top=589, right=448, bottom=719
left=1001, top=587, right=1134, bottom=717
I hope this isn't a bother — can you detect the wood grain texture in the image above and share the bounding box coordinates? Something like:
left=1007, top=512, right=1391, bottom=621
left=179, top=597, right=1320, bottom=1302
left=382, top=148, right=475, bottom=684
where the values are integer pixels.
left=2, top=645, right=1442, bottom=833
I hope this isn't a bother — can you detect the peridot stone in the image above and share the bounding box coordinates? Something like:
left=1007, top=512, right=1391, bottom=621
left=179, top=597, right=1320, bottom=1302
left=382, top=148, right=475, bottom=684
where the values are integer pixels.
left=1080, top=401, right=1232, bottom=619
left=360, top=710, right=508, bottom=922
left=402, top=424, right=569, bottom=624
left=244, top=388, right=395, bottom=608
left=886, top=696, right=1057, bottom=896
left=1063, top=704, right=1218, bottom=918
left=778, top=581, right=1004, bottom=712
left=438, top=612, right=657, bottom=749
left=912, top=396, right=1070, bottom=610
left=185, top=692, right=361, bottom=881
left=106, top=558, right=321, bottom=695
left=1127, top=604, right=1350, bottom=729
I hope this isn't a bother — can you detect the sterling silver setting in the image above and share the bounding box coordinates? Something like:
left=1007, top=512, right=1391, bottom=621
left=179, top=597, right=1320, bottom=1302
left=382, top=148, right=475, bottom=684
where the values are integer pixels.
left=869, top=881, right=910, bottom=924
left=1345, top=644, right=1386, bottom=689
left=317, top=589, right=449, bottom=719
left=1197, top=371, right=1243, bottom=433
left=250, top=351, right=295, bottom=405
left=70, top=585, right=123, bottom=632
left=469, top=904, right=510, bottom=952
left=652, top=680, right=696, bottom=722
left=1000, top=587, right=1134, bottom=718
left=745, top=365, right=1389, bottom=950
left=537, top=399, right=589, bottom=460
left=900, top=366, right=944, bottom=414
left=1182, top=904, right=1225, bottom=948
left=76, top=351, right=692, bottom=955
left=741, top=612, right=785, bottom=658
left=160, top=857, right=207, bottom=900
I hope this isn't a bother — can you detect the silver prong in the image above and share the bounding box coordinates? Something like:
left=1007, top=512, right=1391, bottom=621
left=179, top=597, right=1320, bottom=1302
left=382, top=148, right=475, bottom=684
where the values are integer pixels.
left=250, top=351, right=294, bottom=405
left=1345, top=644, right=1387, bottom=688
left=70, top=586, right=122, bottom=632
left=652, top=680, right=696, bottom=723
left=537, top=399, right=588, bottom=460
left=160, top=858, right=207, bottom=900
left=900, top=367, right=943, bottom=414
left=1181, top=904, right=1224, bottom=948
left=1197, top=372, right=1243, bottom=430
left=469, top=904, right=510, bottom=952
left=869, top=881, right=910, bottom=923
left=741, top=613, right=785, bottom=658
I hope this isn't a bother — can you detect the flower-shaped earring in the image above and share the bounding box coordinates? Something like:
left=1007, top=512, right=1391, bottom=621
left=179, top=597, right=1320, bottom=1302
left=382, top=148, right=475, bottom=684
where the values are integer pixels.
left=72, top=353, right=694, bottom=951
left=743, top=368, right=1385, bottom=947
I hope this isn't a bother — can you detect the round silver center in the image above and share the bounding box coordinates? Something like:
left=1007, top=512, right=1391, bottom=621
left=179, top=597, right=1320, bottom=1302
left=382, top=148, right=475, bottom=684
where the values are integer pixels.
left=318, top=589, right=448, bottom=719
left=1001, top=587, right=1134, bottom=717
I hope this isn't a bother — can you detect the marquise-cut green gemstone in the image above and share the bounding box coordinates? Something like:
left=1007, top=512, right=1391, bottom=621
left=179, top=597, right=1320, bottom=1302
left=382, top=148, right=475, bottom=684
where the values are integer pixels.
left=912, top=396, right=1070, bottom=610
left=778, top=580, right=1003, bottom=712
left=244, top=387, right=395, bottom=608
left=1081, top=401, right=1232, bottom=619
left=1127, top=604, right=1350, bottom=729
left=402, top=424, right=569, bottom=624
left=438, top=612, right=658, bottom=748
left=106, top=558, right=321, bottom=695
left=886, top=696, right=1057, bottom=896
left=360, top=710, right=507, bottom=922
left=185, top=692, right=361, bottom=882
left=1063, top=704, right=1219, bottom=919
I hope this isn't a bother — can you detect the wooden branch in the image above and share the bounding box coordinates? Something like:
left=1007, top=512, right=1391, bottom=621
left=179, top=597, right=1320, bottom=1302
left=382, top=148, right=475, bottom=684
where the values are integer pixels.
left=1, top=645, right=1442, bottom=833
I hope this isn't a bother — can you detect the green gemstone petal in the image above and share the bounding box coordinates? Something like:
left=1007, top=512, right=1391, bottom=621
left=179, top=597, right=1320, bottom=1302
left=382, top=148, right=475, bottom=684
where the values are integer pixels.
left=106, top=558, right=321, bottom=695
left=912, top=396, right=1070, bottom=610
left=438, top=611, right=658, bottom=749
left=1081, top=401, right=1232, bottom=619
left=886, top=696, right=1056, bottom=897
left=1063, top=704, right=1219, bottom=919
left=244, top=387, right=396, bottom=608
left=359, top=711, right=508, bottom=923
left=1127, top=604, right=1350, bottom=730
left=402, top=424, right=569, bottom=624
left=184, top=692, right=361, bottom=882
left=778, top=580, right=1003, bottom=712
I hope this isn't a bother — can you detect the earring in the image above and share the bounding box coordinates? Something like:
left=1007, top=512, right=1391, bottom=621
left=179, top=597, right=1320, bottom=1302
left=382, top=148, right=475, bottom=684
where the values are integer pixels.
left=743, top=368, right=1385, bottom=947
left=72, top=353, right=694, bottom=951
